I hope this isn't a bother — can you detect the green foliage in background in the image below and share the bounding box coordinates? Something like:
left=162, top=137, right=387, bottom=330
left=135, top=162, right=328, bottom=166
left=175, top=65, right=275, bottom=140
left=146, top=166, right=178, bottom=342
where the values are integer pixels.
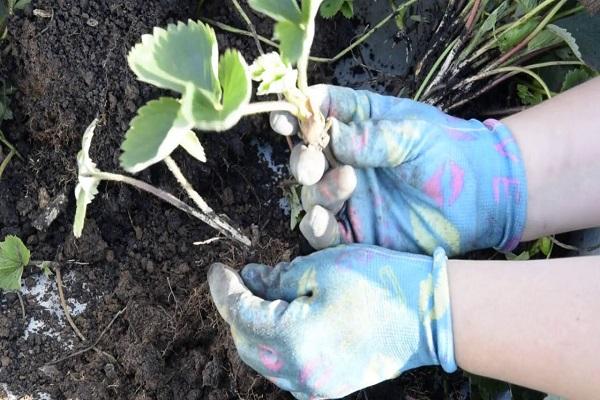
left=0, top=235, right=30, bottom=291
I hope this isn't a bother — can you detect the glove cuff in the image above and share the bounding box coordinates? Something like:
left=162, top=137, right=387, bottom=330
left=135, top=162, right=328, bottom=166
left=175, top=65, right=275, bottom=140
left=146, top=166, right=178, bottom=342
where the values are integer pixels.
left=431, top=247, right=458, bottom=373
left=482, top=119, right=528, bottom=252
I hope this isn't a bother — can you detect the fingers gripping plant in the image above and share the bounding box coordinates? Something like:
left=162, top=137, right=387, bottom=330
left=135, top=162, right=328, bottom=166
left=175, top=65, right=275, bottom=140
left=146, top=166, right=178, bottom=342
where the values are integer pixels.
left=74, top=0, right=333, bottom=246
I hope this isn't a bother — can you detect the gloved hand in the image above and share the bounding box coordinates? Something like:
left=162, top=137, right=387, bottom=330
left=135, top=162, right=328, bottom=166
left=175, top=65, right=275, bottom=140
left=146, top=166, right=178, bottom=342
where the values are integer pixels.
left=208, top=244, right=456, bottom=399
left=272, top=85, right=527, bottom=256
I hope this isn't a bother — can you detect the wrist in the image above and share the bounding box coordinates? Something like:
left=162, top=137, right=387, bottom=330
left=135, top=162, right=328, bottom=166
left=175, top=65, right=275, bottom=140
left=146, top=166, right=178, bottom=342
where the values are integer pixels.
left=480, top=119, right=528, bottom=252
left=430, top=248, right=458, bottom=372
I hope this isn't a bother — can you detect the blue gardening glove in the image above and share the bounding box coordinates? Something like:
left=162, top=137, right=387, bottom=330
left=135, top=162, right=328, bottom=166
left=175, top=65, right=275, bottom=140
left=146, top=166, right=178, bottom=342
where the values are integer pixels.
left=272, top=85, right=527, bottom=256
left=208, top=244, right=456, bottom=399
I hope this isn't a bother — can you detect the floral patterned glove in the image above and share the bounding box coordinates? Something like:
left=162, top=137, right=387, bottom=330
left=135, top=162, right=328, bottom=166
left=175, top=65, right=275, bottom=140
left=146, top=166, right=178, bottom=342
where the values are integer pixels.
left=273, top=85, right=527, bottom=256
left=208, top=244, right=456, bottom=399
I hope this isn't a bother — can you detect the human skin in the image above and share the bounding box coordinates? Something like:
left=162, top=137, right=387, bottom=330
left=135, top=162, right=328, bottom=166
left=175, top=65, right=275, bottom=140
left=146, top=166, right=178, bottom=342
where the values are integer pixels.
left=448, top=255, right=600, bottom=399
left=446, top=77, right=600, bottom=399
left=503, top=76, right=600, bottom=239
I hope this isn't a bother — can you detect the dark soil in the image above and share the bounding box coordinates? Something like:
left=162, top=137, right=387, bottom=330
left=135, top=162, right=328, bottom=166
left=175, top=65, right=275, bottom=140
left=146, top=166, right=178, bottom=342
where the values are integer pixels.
left=0, top=1, right=465, bottom=399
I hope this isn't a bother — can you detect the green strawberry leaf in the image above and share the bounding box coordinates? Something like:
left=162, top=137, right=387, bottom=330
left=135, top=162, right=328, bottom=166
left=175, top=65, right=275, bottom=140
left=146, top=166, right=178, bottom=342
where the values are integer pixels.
left=179, top=131, right=206, bottom=163
left=539, top=236, right=553, bottom=257
left=545, top=24, right=583, bottom=62
left=248, top=0, right=302, bottom=24
left=319, top=0, right=345, bottom=18
left=555, top=13, right=600, bottom=70
left=498, top=18, right=539, bottom=52
left=74, top=119, right=102, bottom=238
left=561, top=68, right=592, bottom=92
left=340, top=1, right=354, bottom=18
left=250, top=52, right=298, bottom=95
left=286, top=185, right=303, bottom=230
left=181, top=49, right=251, bottom=131
left=120, top=97, right=193, bottom=173
left=517, top=83, right=543, bottom=106
left=249, top=0, right=322, bottom=64
left=274, top=20, right=305, bottom=64
left=128, top=20, right=221, bottom=104
left=0, top=235, right=30, bottom=292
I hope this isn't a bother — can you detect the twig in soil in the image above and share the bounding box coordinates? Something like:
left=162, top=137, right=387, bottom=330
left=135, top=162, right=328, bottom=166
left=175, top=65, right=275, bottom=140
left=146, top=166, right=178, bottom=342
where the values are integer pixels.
left=166, top=277, right=178, bottom=310
left=55, top=266, right=86, bottom=342
left=16, top=292, right=25, bottom=320
left=0, top=131, right=23, bottom=160
left=54, top=265, right=118, bottom=363
left=0, top=148, right=15, bottom=181
left=194, top=237, right=222, bottom=246
left=34, top=8, right=54, bottom=37
left=45, top=304, right=128, bottom=366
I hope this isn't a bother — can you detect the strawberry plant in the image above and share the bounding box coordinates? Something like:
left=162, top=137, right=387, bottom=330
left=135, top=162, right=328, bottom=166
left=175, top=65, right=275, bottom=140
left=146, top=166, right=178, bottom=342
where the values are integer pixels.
left=74, top=0, right=340, bottom=245
left=319, top=0, right=354, bottom=19
left=0, top=235, right=30, bottom=291
left=0, top=235, right=55, bottom=292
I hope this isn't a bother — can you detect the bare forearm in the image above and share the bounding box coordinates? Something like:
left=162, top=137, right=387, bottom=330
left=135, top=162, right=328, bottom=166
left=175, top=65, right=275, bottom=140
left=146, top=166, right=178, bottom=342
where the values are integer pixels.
left=448, top=256, right=600, bottom=399
left=502, top=77, right=600, bottom=240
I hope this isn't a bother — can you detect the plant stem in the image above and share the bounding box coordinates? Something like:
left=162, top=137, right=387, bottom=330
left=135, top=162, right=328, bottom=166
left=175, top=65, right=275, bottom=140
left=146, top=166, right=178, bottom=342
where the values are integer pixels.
left=446, top=72, right=517, bottom=111
left=243, top=101, right=299, bottom=117
left=490, top=0, right=568, bottom=69
left=414, top=37, right=459, bottom=101
left=230, top=0, right=265, bottom=55
left=465, top=0, right=481, bottom=33
left=297, top=2, right=321, bottom=92
left=551, top=5, right=584, bottom=21
left=494, top=0, right=559, bottom=39
left=0, top=130, right=23, bottom=160
left=467, top=60, right=583, bottom=84
left=524, top=60, right=584, bottom=69
left=463, top=0, right=558, bottom=68
left=202, top=18, right=278, bottom=47
left=228, top=0, right=293, bottom=150
left=163, top=156, right=252, bottom=247
left=446, top=71, right=518, bottom=111
left=204, top=0, right=422, bottom=66
left=0, top=148, right=15, bottom=181
left=91, top=171, right=251, bottom=247
left=201, top=17, right=333, bottom=63
left=469, top=66, right=553, bottom=98
left=164, top=157, right=212, bottom=213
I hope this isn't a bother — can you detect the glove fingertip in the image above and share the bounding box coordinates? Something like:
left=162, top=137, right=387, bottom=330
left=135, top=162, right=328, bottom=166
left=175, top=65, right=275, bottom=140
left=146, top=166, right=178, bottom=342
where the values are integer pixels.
left=290, top=144, right=327, bottom=186
left=207, top=263, right=246, bottom=323
left=300, top=206, right=341, bottom=249
left=270, top=111, right=298, bottom=137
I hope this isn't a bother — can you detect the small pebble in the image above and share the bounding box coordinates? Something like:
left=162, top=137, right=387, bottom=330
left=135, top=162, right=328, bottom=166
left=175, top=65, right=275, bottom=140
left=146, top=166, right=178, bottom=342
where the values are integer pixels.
left=0, top=356, right=10, bottom=367
left=176, top=263, right=190, bottom=274
left=145, top=260, right=155, bottom=274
